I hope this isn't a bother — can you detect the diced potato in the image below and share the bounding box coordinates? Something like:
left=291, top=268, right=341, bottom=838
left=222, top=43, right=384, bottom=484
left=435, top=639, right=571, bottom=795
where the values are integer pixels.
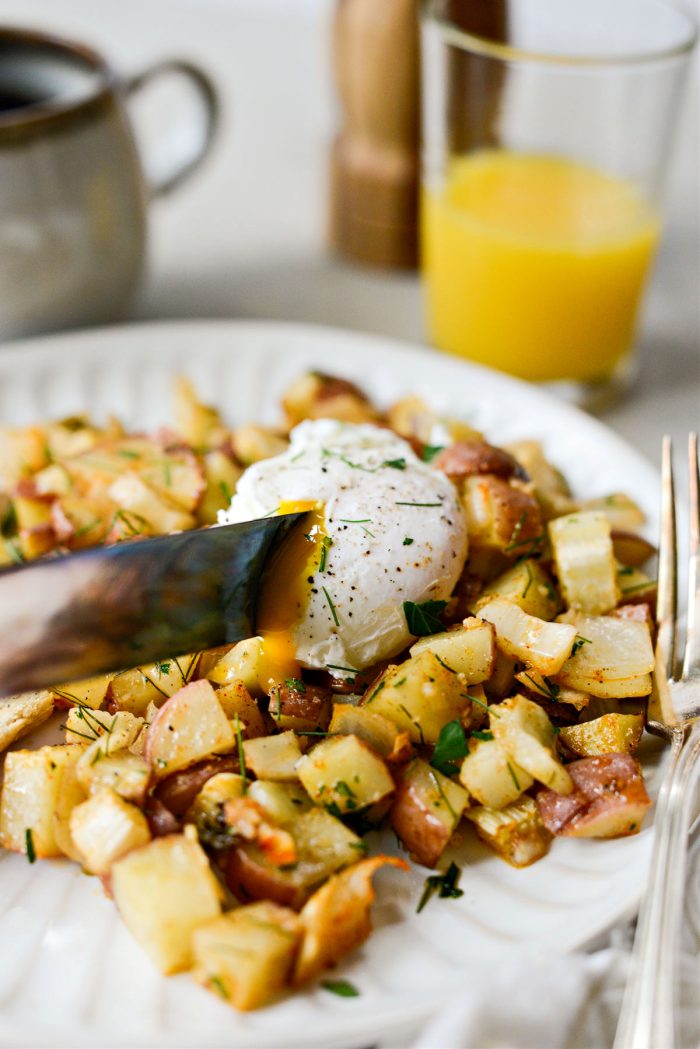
left=0, top=745, right=85, bottom=858
left=76, top=748, right=151, bottom=805
left=111, top=832, right=222, bottom=974
left=52, top=748, right=89, bottom=862
left=549, top=511, right=619, bottom=614
left=268, top=682, right=332, bottom=734
left=190, top=771, right=247, bottom=825
left=144, top=680, right=235, bottom=780
left=0, top=690, right=54, bottom=753
left=0, top=424, right=49, bottom=486
left=391, top=758, right=469, bottom=867
left=471, top=559, right=560, bottom=621
left=477, top=598, right=577, bottom=676
left=207, top=637, right=264, bottom=694
left=13, top=494, right=52, bottom=531
left=363, top=651, right=471, bottom=744
left=328, top=703, right=412, bottom=763
left=224, top=797, right=297, bottom=866
left=106, top=656, right=197, bottom=717
left=284, top=372, right=378, bottom=429
left=227, top=807, right=364, bottom=909
left=616, top=564, right=657, bottom=606
left=216, top=681, right=267, bottom=738
left=490, top=695, right=572, bottom=795
left=484, top=650, right=517, bottom=700
left=198, top=451, right=243, bottom=524
left=293, top=856, right=406, bottom=985
left=554, top=612, right=654, bottom=698
left=297, top=735, right=394, bottom=814
left=459, top=738, right=533, bottom=810
left=576, top=493, right=645, bottom=533
left=231, top=424, right=288, bottom=465
left=409, top=618, right=495, bottom=683
left=248, top=780, right=312, bottom=825
left=514, top=667, right=589, bottom=710
left=193, top=902, right=302, bottom=1010
left=611, top=530, right=656, bottom=568
left=70, top=789, right=151, bottom=874
left=462, top=474, right=543, bottom=557
left=172, top=376, right=229, bottom=451
left=107, top=474, right=194, bottom=534
left=242, top=731, right=304, bottom=781
left=51, top=673, right=113, bottom=711
left=505, top=440, right=576, bottom=520
left=465, top=796, right=552, bottom=867
left=558, top=714, right=644, bottom=758
left=64, top=708, right=144, bottom=753
left=536, top=753, right=651, bottom=838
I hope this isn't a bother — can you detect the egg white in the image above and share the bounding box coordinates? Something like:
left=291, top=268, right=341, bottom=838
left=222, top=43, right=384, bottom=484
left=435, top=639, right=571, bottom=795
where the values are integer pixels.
left=220, top=420, right=468, bottom=675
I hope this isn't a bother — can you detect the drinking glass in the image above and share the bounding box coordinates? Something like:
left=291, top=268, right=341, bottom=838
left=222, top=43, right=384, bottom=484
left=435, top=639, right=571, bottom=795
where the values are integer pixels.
left=421, top=0, right=697, bottom=407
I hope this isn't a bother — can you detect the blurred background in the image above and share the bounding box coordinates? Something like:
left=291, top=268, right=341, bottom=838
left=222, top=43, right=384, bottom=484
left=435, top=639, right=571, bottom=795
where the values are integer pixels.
left=0, top=0, right=697, bottom=459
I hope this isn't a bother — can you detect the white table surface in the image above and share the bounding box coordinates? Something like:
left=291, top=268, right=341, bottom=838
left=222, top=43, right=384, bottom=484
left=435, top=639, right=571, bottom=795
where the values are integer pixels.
left=0, top=0, right=697, bottom=468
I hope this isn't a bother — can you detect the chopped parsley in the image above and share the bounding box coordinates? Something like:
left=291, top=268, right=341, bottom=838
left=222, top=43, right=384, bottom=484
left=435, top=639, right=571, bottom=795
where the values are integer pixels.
left=470, top=729, right=494, bottom=742
left=417, top=862, right=463, bottom=913
left=285, top=677, right=306, bottom=693
left=209, top=975, right=230, bottom=1000
left=421, top=445, right=445, bottom=463
left=234, top=714, right=247, bottom=794
left=25, top=828, right=36, bottom=864
left=2, top=536, right=24, bottom=564
left=321, top=979, right=360, bottom=998
left=403, top=599, right=448, bottom=636
left=431, top=720, right=468, bottom=776
left=506, top=762, right=521, bottom=790
left=403, top=536, right=414, bottom=546
left=383, top=458, right=406, bottom=470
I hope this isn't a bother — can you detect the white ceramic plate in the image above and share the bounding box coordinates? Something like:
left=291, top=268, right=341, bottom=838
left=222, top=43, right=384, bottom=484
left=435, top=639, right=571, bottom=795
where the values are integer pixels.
left=0, top=320, right=662, bottom=1049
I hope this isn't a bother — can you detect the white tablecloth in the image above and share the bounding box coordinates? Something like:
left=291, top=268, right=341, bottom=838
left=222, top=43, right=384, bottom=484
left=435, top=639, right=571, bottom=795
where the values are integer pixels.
left=0, top=2, right=697, bottom=1046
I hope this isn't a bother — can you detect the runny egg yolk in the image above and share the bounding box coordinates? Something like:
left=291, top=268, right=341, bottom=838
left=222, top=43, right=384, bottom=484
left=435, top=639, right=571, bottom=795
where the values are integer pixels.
left=256, top=500, right=326, bottom=689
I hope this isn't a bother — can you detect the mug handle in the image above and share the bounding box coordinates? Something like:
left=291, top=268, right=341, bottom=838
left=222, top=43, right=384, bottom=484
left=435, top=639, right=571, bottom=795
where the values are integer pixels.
left=126, top=60, right=219, bottom=198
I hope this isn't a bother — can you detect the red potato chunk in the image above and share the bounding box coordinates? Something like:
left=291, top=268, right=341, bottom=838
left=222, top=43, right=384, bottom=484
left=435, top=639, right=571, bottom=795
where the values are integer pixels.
left=434, top=440, right=524, bottom=481
left=536, top=753, right=651, bottom=838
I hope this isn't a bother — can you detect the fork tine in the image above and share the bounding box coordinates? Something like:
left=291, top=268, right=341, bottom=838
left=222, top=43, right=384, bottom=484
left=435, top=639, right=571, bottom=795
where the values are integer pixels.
left=656, top=435, right=678, bottom=682
left=681, top=432, right=699, bottom=678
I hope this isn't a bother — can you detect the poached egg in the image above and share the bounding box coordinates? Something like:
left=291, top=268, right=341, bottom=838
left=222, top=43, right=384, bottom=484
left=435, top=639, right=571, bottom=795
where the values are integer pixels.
left=219, top=420, right=468, bottom=682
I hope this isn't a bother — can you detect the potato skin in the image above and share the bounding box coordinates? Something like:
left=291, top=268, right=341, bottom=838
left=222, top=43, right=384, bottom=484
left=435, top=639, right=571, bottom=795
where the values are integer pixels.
left=536, top=752, right=651, bottom=838
left=390, top=776, right=452, bottom=869
left=226, top=845, right=307, bottom=910
left=434, top=441, right=524, bottom=481
left=154, top=756, right=240, bottom=817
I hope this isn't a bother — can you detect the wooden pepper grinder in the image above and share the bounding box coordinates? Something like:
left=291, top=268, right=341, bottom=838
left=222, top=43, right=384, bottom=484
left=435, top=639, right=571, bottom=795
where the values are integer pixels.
left=329, top=0, right=420, bottom=269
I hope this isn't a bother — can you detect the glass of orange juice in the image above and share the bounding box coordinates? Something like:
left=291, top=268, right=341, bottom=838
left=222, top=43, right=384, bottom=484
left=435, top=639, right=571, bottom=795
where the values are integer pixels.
left=421, top=0, right=696, bottom=406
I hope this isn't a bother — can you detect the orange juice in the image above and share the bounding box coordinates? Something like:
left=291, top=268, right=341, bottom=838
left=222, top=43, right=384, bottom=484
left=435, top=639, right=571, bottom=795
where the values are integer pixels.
left=422, top=151, right=660, bottom=382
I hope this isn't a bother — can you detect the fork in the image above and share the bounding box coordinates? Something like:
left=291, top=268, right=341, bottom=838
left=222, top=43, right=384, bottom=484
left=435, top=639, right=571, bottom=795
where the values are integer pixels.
left=614, top=433, right=700, bottom=1049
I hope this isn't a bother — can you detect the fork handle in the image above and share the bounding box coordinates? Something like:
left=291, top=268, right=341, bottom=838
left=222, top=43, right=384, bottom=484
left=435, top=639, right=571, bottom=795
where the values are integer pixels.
left=614, top=721, right=700, bottom=1049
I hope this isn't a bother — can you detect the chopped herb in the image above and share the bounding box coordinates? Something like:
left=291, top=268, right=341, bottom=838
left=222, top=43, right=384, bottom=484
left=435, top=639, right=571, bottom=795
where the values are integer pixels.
left=348, top=840, right=368, bottom=853
left=403, top=536, right=414, bottom=546
left=506, top=762, right=521, bottom=790
left=322, top=587, right=340, bottom=626
left=470, top=729, right=494, bottom=741
left=335, top=780, right=356, bottom=799
left=117, top=449, right=141, bottom=459
left=505, top=530, right=546, bottom=556
left=2, top=536, right=24, bottom=564
left=620, top=581, right=653, bottom=594
left=417, top=862, right=463, bottom=913
left=219, top=480, right=233, bottom=504
left=156, top=661, right=172, bottom=675
left=285, top=678, right=306, bottom=693
left=571, top=635, right=592, bottom=657
left=463, top=693, right=498, bottom=717
left=403, top=599, right=448, bottom=636
left=322, top=448, right=376, bottom=473
left=395, top=501, right=443, bottom=507
left=338, top=517, right=372, bottom=523
left=0, top=501, right=17, bottom=535
left=435, top=654, right=457, bottom=674
left=431, top=720, right=468, bottom=776
left=383, top=458, right=406, bottom=470
left=321, top=979, right=360, bottom=998
left=398, top=703, right=425, bottom=744
left=162, top=461, right=172, bottom=486
left=617, top=565, right=635, bottom=577
left=422, top=445, right=445, bottom=463
left=522, top=562, right=534, bottom=598
left=73, top=519, right=102, bottom=539
left=367, top=679, right=386, bottom=702
left=325, top=801, right=343, bottom=819
left=234, top=714, right=247, bottom=794
left=522, top=672, right=560, bottom=702
left=327, top=663, right=358, bottom=679
left=25, top=828, right=36, bottom=864
left=506, top=512, right=527, bottom=550
left=209, top=975, right=230, bottom=1000
left=318, top=535, right=333, bottom=572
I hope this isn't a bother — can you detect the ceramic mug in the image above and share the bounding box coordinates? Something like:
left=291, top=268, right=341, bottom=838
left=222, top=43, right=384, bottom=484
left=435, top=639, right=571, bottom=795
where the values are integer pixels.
left=0, top=27, right=219, bottom=340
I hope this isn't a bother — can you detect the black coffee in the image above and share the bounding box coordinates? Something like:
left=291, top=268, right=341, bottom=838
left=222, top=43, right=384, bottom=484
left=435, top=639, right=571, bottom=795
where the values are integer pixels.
left=0, top=36, right=100, bottom=116
left=0, top=86, right=46, bottom=112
